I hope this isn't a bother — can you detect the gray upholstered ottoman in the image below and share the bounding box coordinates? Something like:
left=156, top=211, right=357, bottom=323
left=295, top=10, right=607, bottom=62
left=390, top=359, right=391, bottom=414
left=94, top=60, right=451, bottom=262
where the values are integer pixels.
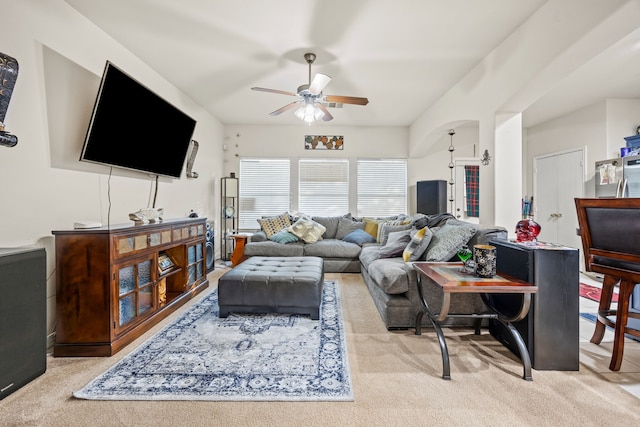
left=218, top=256, right=324, bottom=319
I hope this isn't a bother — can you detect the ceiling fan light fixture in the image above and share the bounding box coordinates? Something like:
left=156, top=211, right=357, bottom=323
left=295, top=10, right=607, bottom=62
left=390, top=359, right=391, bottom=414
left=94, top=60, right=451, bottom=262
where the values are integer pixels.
left=295, top=102, right=323, bottom=124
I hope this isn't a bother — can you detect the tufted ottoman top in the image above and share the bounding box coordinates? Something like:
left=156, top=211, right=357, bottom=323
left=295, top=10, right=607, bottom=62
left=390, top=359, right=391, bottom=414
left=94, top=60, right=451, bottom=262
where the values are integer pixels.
left=218, top=256, right=324, bottom=287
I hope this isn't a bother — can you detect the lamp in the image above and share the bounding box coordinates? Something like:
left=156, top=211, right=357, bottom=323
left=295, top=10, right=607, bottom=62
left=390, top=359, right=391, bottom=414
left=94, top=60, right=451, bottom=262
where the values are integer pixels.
left=481, top=149, right=491, bottom=165
left=294, top=101, right=324, bottom=124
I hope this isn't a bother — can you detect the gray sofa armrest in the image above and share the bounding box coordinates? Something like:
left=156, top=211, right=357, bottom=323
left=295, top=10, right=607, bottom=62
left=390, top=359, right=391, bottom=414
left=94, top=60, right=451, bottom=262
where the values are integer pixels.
left=250, top=231, right=268, bottom=242
left=467, top=224, right=508, bottom=247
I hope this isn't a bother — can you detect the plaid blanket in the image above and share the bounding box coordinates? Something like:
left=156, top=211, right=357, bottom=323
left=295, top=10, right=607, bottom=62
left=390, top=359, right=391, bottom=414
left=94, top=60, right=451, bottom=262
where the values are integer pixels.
left=465, top=165, right=480, bottom=217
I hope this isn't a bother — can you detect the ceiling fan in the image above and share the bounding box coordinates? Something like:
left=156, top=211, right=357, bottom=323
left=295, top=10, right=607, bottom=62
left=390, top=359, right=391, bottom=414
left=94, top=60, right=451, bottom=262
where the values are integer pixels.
left=251, top=53, right=369, bottom=124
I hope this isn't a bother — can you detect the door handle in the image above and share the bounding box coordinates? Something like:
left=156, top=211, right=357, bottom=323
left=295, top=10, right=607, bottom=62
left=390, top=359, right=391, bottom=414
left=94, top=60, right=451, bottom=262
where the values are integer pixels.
left=616, top=180, right=623, bottom=198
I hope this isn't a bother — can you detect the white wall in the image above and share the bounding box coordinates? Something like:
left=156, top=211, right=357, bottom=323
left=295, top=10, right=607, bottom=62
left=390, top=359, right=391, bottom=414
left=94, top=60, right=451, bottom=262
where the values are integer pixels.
left=0, top=0, right=224, bottom=344
left=606, top=98, right=640, bottom=157
left=223, top=124, right=480, bottom=217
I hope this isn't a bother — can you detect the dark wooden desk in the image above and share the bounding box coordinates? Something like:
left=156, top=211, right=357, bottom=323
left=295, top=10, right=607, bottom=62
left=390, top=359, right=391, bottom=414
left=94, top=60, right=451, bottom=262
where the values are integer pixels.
left=413, top=262, right=538, bottom=380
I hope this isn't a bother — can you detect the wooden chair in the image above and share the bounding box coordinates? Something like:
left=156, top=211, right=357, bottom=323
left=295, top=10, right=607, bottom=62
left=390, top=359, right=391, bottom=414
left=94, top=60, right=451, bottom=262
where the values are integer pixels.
left=575, top=197, right=640, bottom=371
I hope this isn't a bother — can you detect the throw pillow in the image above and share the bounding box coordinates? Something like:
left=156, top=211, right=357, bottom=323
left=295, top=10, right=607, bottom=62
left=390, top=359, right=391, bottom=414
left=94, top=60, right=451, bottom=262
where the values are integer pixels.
left=256, top=213, right=292, bottom=238
left=288, top=217, right=326, bottom=243
left=378, top=229, right=412, bottom=258
left=402, top=226, right=433, bottom=262
left=312, top=213, right=351, bottom=239
left=268, top=229, right=299, bottom=244
left=335, top=217, right=365, bottom=240
left=342, top=229, right=377, bottom=245
left=377, top=222, right=412, bottom=245
left=424, top=223, right=476, bottom=262
left=363, top=218, right=383, bottom=239
left=376, top=217, right=412, bottom=242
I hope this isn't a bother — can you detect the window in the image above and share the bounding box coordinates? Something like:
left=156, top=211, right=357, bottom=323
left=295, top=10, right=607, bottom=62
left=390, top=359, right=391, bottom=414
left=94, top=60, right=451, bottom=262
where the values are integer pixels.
left=357, top=159, right=407, bottom=216
left=299, top=159, right=349, bottom=216
left=238, top=158, right=290, bottom=229
left=238, top=157, right=407, bottom=228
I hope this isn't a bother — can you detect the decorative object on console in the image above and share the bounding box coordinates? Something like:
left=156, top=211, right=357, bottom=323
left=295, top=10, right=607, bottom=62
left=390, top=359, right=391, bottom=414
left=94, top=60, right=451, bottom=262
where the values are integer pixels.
left=304, top=135, right=344, bottom=150
left=0, top=51, right=19, bottom=148
left=129, top=207, right=164, bottom=224
left=515, top=218, right=541, bottom=243
left=251, top=52, right=368, bottom=124
left=157, top=252, right=175, bottom=273
left=185, top=139, right=199, bottom=178
left=473, top=244, right=497, bottom=278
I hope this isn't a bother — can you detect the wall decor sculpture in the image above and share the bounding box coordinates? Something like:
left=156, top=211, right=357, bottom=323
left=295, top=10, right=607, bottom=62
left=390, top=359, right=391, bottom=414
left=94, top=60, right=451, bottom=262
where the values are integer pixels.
left=305, top=135, right=344, bottom=150
left=0, top=52, right=19, bottom=148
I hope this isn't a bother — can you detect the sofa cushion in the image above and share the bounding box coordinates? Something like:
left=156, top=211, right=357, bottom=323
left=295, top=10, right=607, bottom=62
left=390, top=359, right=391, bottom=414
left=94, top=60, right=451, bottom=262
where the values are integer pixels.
left=335, top=217, right=365, bottom=239
left=424, top=222, right=476, bottom=261
left=342, top=229, right=377, bottom=245
left=268, top=229, right=299, bottom=244
left=244, top=241, right=304, bottom=257
left=312, top=215, right=350, bottom=239
left=402, top=226, right=433, bottom=262
left=378, top=229, right=412, bottom=258
left=288, top=217, right=326, bottom=243
left=257, top=213, right=292, bottom=238
left=359, top=245, right=382, bottom=269
left=303, top=239, right=362, bottom=258
left=368, top=258, right=411, bottom=294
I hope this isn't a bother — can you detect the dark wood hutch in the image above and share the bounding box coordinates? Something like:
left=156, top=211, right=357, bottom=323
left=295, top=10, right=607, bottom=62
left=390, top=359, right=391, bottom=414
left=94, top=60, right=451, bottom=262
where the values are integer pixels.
left=52, top=218, right=209, bottom=357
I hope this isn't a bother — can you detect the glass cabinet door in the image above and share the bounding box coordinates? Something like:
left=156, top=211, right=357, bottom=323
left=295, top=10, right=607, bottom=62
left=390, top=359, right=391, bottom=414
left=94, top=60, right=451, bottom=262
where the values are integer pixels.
left=186, top=242, right=205, bottom=288
left=116, top=255, right=156, bottom=330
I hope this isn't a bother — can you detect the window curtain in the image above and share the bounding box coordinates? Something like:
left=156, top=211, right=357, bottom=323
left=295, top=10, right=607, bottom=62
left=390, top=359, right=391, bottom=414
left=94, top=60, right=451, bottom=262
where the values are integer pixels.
left=464, top=165, right=480, bottom=217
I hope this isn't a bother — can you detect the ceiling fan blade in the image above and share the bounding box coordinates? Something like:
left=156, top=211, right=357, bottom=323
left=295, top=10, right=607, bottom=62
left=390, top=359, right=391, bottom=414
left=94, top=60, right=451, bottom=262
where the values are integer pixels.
left=252, top=87, right=298, bottom=97
left=323, top=95, right=369, bottom=106
left=308, top=73, right=332, bottom=95
left=316, top=103, right=333, bottom=121
left=269, top=101, right=301, bottom=116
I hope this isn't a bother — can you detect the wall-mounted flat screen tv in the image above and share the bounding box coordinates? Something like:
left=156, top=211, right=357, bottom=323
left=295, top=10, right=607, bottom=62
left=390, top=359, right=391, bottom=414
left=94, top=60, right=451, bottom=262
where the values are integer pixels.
left=80, top=61, right=196, bottom=179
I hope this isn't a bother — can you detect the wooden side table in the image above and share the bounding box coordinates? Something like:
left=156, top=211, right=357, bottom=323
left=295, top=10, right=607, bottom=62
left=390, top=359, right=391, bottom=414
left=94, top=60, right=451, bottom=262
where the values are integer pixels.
left=413, top=262, right=538, bottom=381
left=230, top=234, right=251, bottom=267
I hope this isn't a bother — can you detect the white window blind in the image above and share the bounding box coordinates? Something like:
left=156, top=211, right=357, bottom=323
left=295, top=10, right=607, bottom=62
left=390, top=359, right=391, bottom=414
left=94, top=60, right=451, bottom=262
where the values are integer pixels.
left=299, top=159, right=349, bottom=216
left=239, top=158, right=290, bottom=230
left=357, top=159, right=407, bottom=217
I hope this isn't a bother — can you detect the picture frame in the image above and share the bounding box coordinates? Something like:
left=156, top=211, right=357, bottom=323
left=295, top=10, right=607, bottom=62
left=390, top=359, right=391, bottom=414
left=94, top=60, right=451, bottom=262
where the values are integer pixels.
left=158, top=252, right=175, bottom=273
left=304, top=135, right=344, bottom=150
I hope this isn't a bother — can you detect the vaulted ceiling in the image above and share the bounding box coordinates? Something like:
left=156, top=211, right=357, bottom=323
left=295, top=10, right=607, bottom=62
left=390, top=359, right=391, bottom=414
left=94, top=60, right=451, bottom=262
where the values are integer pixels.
left=64, top=0, right=640, bottom=128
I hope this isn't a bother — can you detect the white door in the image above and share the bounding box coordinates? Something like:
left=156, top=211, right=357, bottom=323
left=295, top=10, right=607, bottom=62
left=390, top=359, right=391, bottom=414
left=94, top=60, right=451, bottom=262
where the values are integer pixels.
left=454, top=158, right=480, bottom=224
left=534, top=149, right=584, bottom=252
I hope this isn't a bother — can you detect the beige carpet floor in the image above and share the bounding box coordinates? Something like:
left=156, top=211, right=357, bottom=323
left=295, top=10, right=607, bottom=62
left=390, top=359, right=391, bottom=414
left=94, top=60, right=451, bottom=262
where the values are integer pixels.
left=2, top=269, right=640, bottom=426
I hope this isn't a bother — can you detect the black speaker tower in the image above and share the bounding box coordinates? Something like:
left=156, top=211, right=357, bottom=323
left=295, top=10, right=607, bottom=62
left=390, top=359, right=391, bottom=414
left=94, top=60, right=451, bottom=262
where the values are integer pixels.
left=205, top=221, right=215, bottom=273
left=417, top=180, right=447, bottom=215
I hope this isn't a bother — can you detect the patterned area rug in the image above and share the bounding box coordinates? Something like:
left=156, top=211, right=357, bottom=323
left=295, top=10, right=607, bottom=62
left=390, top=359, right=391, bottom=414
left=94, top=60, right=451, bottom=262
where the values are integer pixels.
left=73, top=281, right=352, bottom=401
left=579, top=282, right=618, bottom=303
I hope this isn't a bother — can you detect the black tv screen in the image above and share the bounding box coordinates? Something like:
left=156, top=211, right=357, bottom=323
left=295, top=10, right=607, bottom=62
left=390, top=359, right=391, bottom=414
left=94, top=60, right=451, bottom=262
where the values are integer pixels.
left=80, top=61, right=196, bottom=178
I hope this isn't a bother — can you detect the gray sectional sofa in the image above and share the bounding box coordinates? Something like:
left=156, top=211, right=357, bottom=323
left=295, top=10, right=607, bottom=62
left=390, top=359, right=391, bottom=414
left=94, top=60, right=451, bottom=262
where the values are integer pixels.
left=245, top=214, right=365, bottom=272
left=243, top=212, right=508, bottom=329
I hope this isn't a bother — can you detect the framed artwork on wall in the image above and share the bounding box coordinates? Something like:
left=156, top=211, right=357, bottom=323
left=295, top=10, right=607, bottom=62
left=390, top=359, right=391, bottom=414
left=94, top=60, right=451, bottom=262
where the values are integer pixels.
left=305, top=135, right=344, bottom=150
